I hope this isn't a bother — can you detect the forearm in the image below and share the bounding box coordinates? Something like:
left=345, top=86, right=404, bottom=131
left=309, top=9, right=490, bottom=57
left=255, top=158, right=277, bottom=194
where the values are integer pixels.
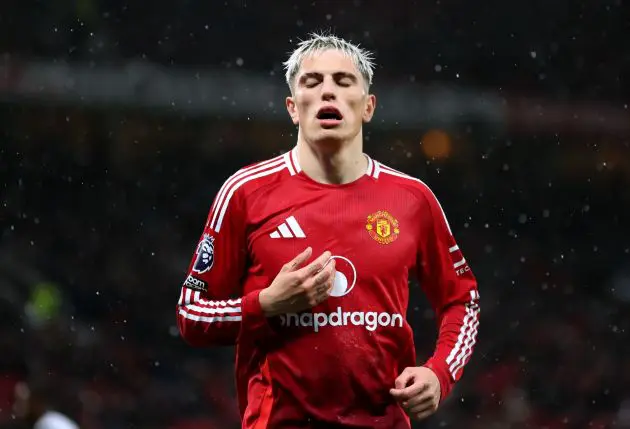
left=176, top=285, right=242, bottom=346
left=423, top=292, right=480, bottom=401
left=177, top=287, right=278, bottom=347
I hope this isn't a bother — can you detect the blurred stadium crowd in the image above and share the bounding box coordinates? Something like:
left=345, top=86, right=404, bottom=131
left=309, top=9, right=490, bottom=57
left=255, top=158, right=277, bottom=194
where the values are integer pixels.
left=3, top=0, right=628, bottom=100
left=1, top=1, right=630, bottom=429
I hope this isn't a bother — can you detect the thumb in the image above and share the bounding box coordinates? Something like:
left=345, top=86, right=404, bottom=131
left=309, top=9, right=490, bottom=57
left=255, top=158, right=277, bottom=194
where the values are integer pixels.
left=283, top=247, right=313, bottom=272
left=391, top=369, right=414, bottom=393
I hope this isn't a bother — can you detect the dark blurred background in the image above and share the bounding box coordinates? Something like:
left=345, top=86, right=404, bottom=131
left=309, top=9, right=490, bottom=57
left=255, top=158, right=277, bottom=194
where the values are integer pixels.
left=1, top=1, right=629, bottom=428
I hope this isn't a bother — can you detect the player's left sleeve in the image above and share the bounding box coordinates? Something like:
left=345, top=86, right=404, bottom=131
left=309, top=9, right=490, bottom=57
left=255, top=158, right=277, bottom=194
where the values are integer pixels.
left=415, top=185, right=480, bottom=402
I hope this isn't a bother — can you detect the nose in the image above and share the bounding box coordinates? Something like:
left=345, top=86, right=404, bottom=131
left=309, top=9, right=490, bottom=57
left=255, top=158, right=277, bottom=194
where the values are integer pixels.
left=321, top=76, right=336, bottom=101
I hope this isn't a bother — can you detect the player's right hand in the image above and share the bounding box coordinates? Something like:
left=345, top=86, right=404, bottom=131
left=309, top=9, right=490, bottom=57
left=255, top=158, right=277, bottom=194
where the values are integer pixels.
left=259, top=247, right=336, bottom=317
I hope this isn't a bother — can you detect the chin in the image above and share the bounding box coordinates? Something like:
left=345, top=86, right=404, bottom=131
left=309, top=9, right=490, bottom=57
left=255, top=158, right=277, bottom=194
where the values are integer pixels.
left=309, top=133, right=346, bottom=148
left=309, top=126, right=353, bottom=143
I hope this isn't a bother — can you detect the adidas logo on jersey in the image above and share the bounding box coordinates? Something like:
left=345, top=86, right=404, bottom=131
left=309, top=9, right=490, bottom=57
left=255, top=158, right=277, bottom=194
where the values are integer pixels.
left=269, top=216, right=305, bottom=239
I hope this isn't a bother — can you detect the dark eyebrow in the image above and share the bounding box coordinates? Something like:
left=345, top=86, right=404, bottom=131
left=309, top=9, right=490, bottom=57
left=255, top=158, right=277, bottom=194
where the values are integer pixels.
left=299, top=72, right=323, bottom=83
left=332, top=72, right=358, bottom=83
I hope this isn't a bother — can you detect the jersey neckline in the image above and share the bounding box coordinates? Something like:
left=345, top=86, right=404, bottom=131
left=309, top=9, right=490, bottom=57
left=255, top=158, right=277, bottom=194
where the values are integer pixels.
left=284, top=146, right=377, bottom=189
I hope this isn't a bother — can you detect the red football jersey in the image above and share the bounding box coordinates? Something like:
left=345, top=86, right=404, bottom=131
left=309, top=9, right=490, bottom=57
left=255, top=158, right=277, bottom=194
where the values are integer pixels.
left=176, top=147, right=480, bottom=429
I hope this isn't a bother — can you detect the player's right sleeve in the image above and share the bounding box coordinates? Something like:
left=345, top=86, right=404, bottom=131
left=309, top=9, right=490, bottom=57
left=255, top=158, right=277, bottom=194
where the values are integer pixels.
left=176, top=182, right=274, bottom=347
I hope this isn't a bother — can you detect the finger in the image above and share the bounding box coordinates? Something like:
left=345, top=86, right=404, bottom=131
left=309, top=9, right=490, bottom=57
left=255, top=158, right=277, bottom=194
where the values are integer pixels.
left=409, top=397, right=437, bottom=415
left=312, top=262, right=336, bottom=299
left=313, top=251, right=333, bottom=274
left=295, top=251, right=332, bottom=278
left=325, top=261, right=336, bottom=293
left=283, top=247, right=313, bottom=272
left=312, top=259, right=336, bottom=287
left=403, top=391, right=434, bottom=409
left=314, top=286, right=331, bottom=305
left=320, top=256, right=336, bottom=272
left=323, top=262, right=336, bottom=291
left=391, top=381, right=428, bottom=401
left=399, top=382, right=430, bottom=400
left=391, top=369, right=414, bottom=391
left=309, top=273, right=336, bottom=303
left=412, top=406, right=437, bottom=421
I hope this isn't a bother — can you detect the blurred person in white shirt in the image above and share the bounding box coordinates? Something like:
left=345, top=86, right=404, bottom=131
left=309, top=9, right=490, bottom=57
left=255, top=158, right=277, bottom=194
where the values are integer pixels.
left=13, top=380, right=79, bottom=429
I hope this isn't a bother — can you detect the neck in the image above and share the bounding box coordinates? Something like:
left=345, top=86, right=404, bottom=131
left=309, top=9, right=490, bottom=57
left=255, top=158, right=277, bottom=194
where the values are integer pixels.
left=296, top=132, right=367, bottom=185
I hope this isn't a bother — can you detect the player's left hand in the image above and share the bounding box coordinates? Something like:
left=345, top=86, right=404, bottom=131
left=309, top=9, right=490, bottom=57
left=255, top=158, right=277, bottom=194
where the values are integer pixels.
left=389, top=366, right=441, bottom=421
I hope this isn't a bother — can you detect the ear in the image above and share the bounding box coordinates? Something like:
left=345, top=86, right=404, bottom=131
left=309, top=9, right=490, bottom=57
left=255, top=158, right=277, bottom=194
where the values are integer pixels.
left=362, top=94, right=376, bottom=123
left=286, top=96, right=299, bottom=125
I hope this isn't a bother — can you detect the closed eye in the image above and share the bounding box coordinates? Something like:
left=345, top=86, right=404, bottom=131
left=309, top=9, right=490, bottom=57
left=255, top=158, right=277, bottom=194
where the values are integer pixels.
left=299, top=72, right=358, bottom=88
left=300, top=73, right=322, bottom=88
left=337, top=78, right=353, bottom=87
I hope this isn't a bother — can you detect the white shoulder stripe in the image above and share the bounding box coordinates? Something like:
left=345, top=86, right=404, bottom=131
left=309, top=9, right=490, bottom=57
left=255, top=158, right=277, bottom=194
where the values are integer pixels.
left=213, top=163, right=287, bottom=232
left=209, top=154, right=284, bottom=221
left=210, top=158, right=285, bottom=232
left=378, top=163, right=408, bottom=176
left=291, top=147, right=302, bottom=173
left=373, top=160, right=381, bottom=178
left=365, top=156, right=374, bottom=177
left=284, top=151, right=296, bottom=176
left=377, top=163, right=452, bottom=235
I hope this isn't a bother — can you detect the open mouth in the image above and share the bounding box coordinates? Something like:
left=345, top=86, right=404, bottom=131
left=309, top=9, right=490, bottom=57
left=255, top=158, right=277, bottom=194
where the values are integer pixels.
left=316, top=107, right=343, bottom=121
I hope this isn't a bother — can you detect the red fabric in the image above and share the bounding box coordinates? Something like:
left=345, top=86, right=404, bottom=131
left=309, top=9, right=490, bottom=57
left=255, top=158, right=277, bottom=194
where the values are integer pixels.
left=0, top=374, right=19, bottom=422
left=176, top=148, right=480, bottom=428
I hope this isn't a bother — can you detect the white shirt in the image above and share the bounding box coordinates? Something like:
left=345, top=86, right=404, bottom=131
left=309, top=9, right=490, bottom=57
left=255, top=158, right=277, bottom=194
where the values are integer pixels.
left=33, top=411, right=79, bottom=429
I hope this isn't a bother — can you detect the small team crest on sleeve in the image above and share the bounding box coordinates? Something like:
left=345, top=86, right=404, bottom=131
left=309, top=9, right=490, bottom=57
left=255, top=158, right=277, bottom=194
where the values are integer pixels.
left=192, top=234, right=215, bottom=274
left=366, top=211, right=400, bottom=245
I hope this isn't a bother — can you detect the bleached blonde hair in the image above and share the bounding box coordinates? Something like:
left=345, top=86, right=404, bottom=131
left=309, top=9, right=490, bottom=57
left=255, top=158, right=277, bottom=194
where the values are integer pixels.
left=282, top=31, right=375, bottom=92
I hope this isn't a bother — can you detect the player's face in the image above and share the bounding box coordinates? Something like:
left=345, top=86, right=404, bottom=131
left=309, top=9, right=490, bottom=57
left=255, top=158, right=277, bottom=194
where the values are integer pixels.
left=286, top=49, right=376, bottom=146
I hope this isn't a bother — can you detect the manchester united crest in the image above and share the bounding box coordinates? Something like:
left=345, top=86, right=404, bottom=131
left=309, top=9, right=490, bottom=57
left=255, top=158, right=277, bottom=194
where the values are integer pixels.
left=366, top=211, right=400, bottom=245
